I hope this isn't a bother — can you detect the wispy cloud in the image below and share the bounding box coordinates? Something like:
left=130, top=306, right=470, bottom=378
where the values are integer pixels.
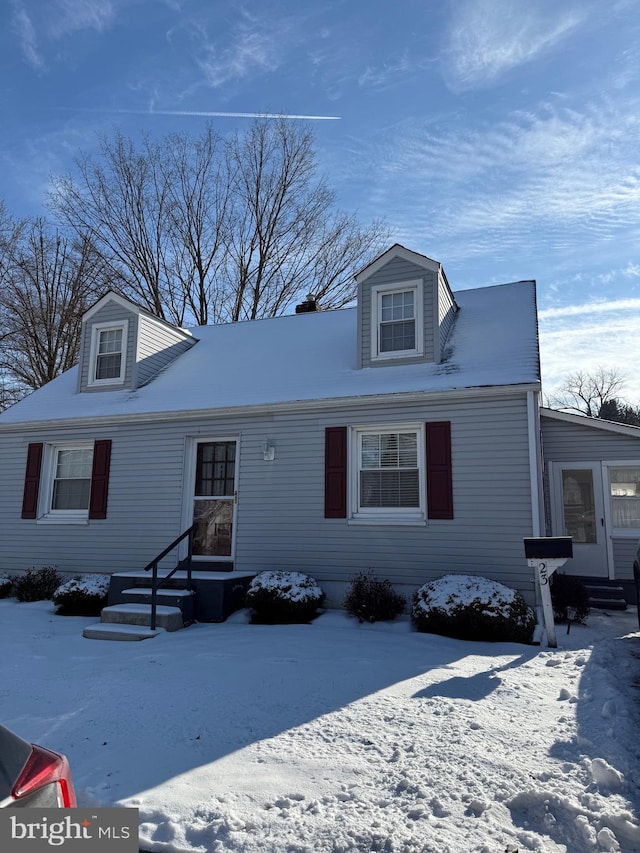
left=337, top=92, right=640, bottom=275
left=540, top=306, right=640, bottom=402
left=47, top=0, right=115, bottom=40
left=442, top=0, right=584, bottom=91
left=189, top=9, right=290, bottom=90
left=10, top=1, right=43, bottom=69
left=10, top=0, right=116, bottom=68
left=539, top=297, right=640, bottom=320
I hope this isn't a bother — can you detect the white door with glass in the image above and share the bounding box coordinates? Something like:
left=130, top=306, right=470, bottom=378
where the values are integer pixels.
left=190, top=440, right=237, bottom=561
left=551, top=462, right=608, bottom=577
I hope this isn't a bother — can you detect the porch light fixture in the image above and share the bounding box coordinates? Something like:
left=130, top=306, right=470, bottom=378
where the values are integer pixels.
left=262, top=439, right=275, bottom=461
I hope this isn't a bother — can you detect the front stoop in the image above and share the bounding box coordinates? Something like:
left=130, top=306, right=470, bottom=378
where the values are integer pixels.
left=83, top=603, right=186, bottom=642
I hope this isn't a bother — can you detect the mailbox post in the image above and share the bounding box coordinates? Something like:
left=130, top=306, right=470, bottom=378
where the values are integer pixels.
left=523, top=537, right=573, bottom=648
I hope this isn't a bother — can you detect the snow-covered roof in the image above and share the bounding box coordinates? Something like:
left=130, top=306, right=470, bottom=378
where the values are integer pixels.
left=0, top=279, right=539, bottom=426
left=541, top=407, right=640, bottom=438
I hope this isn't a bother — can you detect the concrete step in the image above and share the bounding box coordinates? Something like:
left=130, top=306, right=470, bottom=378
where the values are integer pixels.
left=83, top=623, right=166, bottom=641
left=100, top=603, right=185, bottom=631
left=583, top=582, right=627, bottom=610
left=119, top=587, right=195, bottom=623
left=588, top=597, right=628, bottom=611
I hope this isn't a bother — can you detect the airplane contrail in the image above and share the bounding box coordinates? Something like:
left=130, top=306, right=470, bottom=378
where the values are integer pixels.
left=62, top=108, right=341, bottom=121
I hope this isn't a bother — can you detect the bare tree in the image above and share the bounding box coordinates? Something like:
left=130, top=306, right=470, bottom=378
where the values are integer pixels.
left=221, top=118, right=387, bottom=321
left=50, top=120, right=388, bottom=326
left=548, top=368, right=628, bottom=418
left=0, top=219, right=110, bottom=392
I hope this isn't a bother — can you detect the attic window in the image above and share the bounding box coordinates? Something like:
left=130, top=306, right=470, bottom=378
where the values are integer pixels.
left=371, top=281, right=423, bottom=360
left=88, top=321, right=128, bottom=386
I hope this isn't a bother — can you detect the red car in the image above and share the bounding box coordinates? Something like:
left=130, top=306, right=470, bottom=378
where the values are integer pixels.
left=0, top=724, right=76, bottom=808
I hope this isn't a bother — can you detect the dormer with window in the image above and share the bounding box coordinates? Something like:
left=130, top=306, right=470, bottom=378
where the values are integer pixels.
left=77, top=292, right=196, bottom=393
left=356, top=245, right=458, bottom=368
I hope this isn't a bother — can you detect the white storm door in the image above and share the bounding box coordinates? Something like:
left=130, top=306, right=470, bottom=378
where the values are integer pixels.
left=551, top=462, right=609, bottom=577
left=191, top=439, right=238, bottom=561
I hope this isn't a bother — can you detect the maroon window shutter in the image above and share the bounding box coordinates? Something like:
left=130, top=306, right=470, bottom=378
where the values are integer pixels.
left=89, top=439, right=112, bottom=520
left=22, top=443, right=43, bottom=519
left=426, top=422, right=453, bottom=520
left=325, top=427, right=347, bottom=518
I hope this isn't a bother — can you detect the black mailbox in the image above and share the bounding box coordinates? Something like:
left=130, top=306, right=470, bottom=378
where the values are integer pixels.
left=523, top=537, right=573, bottom=560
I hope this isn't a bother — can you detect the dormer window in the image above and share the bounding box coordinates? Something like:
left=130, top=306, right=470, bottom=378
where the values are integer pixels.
left=371, top=281, right=423, bottom=361
left=88, top=321, right=128, bottom=386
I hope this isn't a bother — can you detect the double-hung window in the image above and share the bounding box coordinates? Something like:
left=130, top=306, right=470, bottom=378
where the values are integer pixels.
left=352, top=425, right=425, bottom=523
left=608, top=466, right=640, bottom=532
left=371, top=281, right=423, bottom=360
left=37, top=444, right=95, bottom=522
left=89, top=321, right=127, bottom=386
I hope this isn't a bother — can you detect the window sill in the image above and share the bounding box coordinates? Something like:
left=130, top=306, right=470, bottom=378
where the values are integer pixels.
left=610, top=530, right=640, bottom=539
left=371, top=351, right=422, bottom=362
left=36, top=515, right=89, bottom=526
left=348, top=517, right=427, bottom=527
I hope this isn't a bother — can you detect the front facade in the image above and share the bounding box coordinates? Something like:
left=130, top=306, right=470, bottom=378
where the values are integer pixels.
left=0, top=245, right=554, bottom=608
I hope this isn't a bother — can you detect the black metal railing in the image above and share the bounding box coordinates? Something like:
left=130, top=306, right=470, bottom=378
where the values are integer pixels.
left=143, top=524, right=195, bottom=631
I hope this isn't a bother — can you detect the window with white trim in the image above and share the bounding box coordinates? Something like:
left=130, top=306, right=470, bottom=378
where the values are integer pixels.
left=371, top=281, right=423, bottom=360
left=351, top=425, right=425, bottom=522
left=40, top=444, right=94, bottom=521
left=88, top=321, right=127, bottom=385
left=609, top=466, right=640, bottom=531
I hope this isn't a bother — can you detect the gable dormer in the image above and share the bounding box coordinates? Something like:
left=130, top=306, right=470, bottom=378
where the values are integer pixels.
left=356, top=245, right=458, bottom=368
left=77, top=292, right=196, bottom=393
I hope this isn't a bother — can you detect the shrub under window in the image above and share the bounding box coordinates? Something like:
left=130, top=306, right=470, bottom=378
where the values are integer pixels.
left=344, top=571, right=405, bottom=623
left=245, top=571, right=325, bottom=624
left=412, top=574, right=536, bottom=644
left=14, top=567, right=63, bottom=602
left=52, top=574, right=110, bottom=616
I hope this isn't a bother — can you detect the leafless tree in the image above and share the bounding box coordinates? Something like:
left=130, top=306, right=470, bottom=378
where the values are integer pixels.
left=0, top=219, right=110, bottom=392
left=548, top=368, right=628, bottom=418
left=50, top=120, right=388, bottom=326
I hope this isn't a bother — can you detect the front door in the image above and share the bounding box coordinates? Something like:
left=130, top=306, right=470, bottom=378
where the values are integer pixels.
left=550, top=462, right=609, bottom=577
left=191, top=439, right=237, bottom=562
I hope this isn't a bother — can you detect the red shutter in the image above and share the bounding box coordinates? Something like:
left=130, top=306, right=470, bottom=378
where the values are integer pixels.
left=21, top=443, right=43, bottom=519
left=426, top=422, right=453, bottom=519
left=89, top=439, right=112, bottom=520
left=324, top=427, right=347, bottom=518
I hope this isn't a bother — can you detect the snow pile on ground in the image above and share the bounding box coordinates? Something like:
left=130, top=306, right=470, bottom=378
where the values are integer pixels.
left=2, top=600, right=640, bottom=852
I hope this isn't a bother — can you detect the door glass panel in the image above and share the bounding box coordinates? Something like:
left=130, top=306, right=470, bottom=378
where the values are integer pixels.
left=562, top=469, right=596, bottom=543
left=193, top=441, right=236, bottom=557
left=193, top=499, right=233, bottom=556
left=195, top=442, right=235, bottom=496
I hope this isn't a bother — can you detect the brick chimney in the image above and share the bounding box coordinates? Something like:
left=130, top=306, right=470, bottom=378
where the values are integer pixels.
left=295, top=293, right=320, bottom=314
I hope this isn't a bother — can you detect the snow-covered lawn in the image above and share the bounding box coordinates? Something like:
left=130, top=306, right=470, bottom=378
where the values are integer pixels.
left=3, top=599, right=640, bottom=853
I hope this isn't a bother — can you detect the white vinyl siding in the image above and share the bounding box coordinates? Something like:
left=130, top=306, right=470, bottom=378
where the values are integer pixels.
left=0, top=392, right=537, bottom=605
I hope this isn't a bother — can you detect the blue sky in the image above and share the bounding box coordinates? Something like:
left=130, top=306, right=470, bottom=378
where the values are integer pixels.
left=2, top=0, right=640, bottom=402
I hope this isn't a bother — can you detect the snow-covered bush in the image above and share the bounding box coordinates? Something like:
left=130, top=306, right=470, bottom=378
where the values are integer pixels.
left=14, top=567, right=63, bottom=602
left=52, top=574, right=110, bottom=616
left=412, top=574, right=536, bottom=644
left=551, top=572, right=590, bottom=624
left=0, top=574, right=14, bottom=598
left=344, top=571, right=405, bottom=623
left=245, top=571, right=325, bottom=623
